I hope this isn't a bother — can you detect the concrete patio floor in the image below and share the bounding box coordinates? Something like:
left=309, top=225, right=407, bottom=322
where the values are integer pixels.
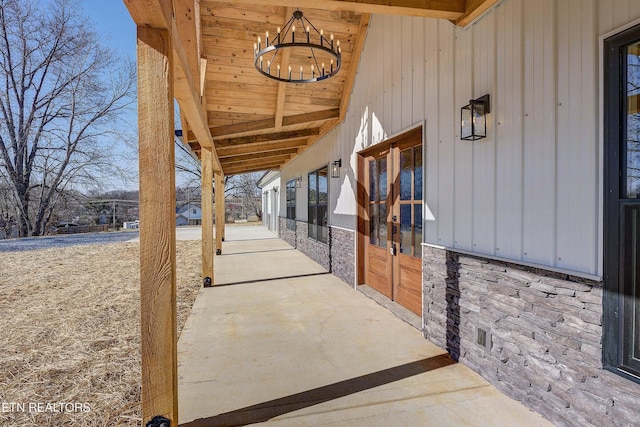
left=177, top=226, right=552, bottom=427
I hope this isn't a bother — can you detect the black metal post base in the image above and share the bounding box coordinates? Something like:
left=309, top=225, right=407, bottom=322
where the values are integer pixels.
left=146, top=416, right=170, bottom=427
left=216, top=249, right=222, bottom=255
left=203, top=277, right=212, bottom=288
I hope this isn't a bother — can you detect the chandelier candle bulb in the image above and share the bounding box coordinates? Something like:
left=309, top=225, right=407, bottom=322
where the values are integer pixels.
left=306, top=26, right=310, bottom=43
left=265, top=31, right=269, bottom=47
left=257, top=36, right=261, bottom=50
left=277, top=64, right=281, bottom=78
left=277, top=26, right=281, bottom=43
left=288, top=65, right=291, bottom=80
left=311, top=64, right=314, bottom=78
left=330, top=33, right=334, bottom=49
left=292, top=25, right=295, bottom=43
left=300, top=65, right=303, bottom=80
left=322, top=62, right=325, bottom=76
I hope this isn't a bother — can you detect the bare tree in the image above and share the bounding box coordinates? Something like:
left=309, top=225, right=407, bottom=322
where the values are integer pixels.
left=0, top=0, right=135, bottom=236
left=227, top=172, right=263, bottom=220
left=0, top=177, right=14, bottom=238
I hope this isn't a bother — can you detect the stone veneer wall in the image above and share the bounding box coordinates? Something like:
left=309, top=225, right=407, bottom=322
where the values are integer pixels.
left=329, top=227, right=355, bottom=287
left=295, top=220, right=330, bottom=271
left=278, top=217, right=296, bottom=248
left=422, top=245, right=640, bottom=427
left=277, top=218, right=355, bottom=286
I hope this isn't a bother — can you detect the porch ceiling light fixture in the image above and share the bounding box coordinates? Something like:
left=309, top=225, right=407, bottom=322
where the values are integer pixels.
left=331, top=159, right=342, bottom=178
left=461, top=94, right=490, bottom=141
left=253, top=10, right=342, bottom=83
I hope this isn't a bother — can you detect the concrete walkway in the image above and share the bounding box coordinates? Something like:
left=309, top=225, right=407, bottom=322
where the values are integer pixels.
left=178, top=226, right=552, bottom=427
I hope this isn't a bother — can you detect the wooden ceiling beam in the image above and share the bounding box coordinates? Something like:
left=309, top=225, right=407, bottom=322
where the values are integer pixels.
left=274, top=7, right=295, bottom=128
left=219, top=147, right=299, bottom=161
left=211, top=0, right=466, bottom=20
left=216, top=138, right=309, bottom=156
left=456, top=0, right=501, bottom=26
left=340, top=13, right=369, bottom=121
left=215, top=128, right=320, bottom=147
left=220, top=154, right=293, bottom=167
left=190, top=109, right=339, bottom=141
left=224, top=164, right=282, bottom=175
left=282, top=108, right=340, bottom=126
left=210, top=118, right=276, bottom=138
left=125, top=0, right=222, bottom=172
left=222, top=158, right=288, bottom=174
left=281, top=118, right=340, bottom=169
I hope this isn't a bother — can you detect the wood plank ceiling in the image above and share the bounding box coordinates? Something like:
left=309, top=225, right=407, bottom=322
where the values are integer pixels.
left=177, top=0, right=499, bottom=175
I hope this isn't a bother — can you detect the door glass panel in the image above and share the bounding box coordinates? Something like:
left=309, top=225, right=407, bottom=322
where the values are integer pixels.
left=624, top=206, right=640, bottom=370
left=414, top=204, right=422, bottom=253
left=415, top=146, right=423, bottom=200
left=400, top=149, right=412, bottom=200
left=626, top=42, right=640, bottom=198
left=369, top=159, right=377, bottom=202
left=378, top=158, right=387, bottom=201
left=369, top=204, right=379, bottom=245
left=379, top=203, right=387, bottom=248
left=400, top=204, right=412, bottom=254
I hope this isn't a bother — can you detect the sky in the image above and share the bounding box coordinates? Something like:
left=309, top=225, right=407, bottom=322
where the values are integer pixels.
left=69, top=1, right=196, bottom=190
left=79, top=1, right=136, bottom=62
left=77, top=1, right=140, bottom=190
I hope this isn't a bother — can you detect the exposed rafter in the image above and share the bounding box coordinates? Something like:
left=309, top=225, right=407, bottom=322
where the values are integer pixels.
left=187, top=109, right=340, bottom=141
left=218, top=147, right=299, bottom=160
left=216, top=138, right=308, bottom=157
left=215, top=128, right=320, bottom=148
left=456, top=0, right=501, bottom=26
left=221, top=0, right=466, bottom=20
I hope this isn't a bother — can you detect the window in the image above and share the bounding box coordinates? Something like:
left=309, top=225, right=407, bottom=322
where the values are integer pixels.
left=398, top=145, right=423, bottom=258
left=286, top=179, right=296, bottom=230
left=604, top=24, right=640, bottom=382
left=308, top=166, right=328, bottom=243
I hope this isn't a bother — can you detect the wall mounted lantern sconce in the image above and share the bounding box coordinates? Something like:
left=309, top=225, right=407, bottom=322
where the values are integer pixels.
left=331, top=159, right=342, bottom=178
left=295, top=176, right=302, bottom=188
left=461, top=94, right=490, bottom=141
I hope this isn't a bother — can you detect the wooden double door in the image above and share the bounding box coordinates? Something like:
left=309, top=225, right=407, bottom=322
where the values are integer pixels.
left=360, top=128, right=423, bottom=315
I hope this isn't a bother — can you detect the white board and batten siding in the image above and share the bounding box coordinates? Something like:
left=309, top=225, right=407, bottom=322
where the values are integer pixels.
left=280, top=0, right=640, bottom=278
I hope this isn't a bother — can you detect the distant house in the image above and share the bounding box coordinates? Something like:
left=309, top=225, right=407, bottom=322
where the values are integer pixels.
left=176, top=204, right=202, bottom=226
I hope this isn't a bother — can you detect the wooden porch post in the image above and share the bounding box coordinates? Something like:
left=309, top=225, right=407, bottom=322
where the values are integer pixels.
left=137, top=26, right=178, bottom=424
left=215, top=171, right=225, bottom=254
left=201, top=147, right=214, bottom=282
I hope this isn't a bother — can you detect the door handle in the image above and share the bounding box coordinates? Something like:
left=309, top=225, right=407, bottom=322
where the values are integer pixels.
left=390, top=244, right=397, bottom=256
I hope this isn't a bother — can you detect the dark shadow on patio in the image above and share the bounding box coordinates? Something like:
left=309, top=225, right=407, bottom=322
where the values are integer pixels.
left=213, top=272, right=331, bottom=287
left=180, top=353, right=454, bottom=427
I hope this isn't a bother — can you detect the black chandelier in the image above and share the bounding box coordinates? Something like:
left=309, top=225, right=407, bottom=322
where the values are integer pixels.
left=253, top=10, right=342, bottom=83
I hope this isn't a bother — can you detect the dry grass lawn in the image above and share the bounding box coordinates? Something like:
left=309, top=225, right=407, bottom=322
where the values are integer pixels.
left=0, top=239, right=202, bottom=426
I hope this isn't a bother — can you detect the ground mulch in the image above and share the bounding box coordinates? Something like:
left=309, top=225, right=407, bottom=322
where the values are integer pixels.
left=0, top=239, right=201, bottom=426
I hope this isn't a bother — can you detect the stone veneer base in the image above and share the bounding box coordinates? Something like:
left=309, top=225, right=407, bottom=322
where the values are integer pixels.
left=422, top=245, right=640, bottom=427
left=277, top=217, right=355, bottom=287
